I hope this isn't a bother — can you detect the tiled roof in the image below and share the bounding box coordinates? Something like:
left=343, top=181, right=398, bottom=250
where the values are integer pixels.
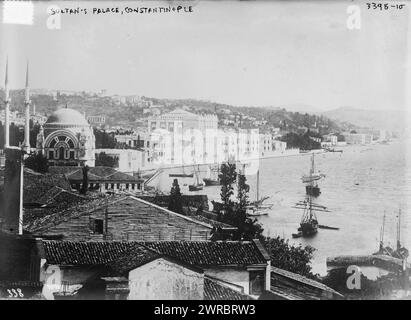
left=24, top=195, right=213, bottom=234
left=41, top=240, right=268, bottom=269
left=271, top=266, right=343, bottom=297
left=48, top=166, right=142, bottom=182
left=24, top=194, right=121, bottom=233
left=41, top=240, right=157, bottom=266
left=24, top=169, right=72, bottom=204
left=204, top=278, right=252, bottom=300
left=191, top=215, right=237, bottom=230
left=24, top=188, right=90, bottom=227
left=142, top=240, right=268, bottom=266
left=105, top=248, right=161, bottom=276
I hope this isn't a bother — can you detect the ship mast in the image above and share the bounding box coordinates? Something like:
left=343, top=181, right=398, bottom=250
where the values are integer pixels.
left=256, top=169, right=260, bottom=202
left=379, top=211, right=386, bottom=252
left=397, top=208, right=402, bottom=251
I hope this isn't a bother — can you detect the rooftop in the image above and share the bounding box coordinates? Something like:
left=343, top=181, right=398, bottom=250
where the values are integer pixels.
left=40, top=240, right=156, bottom=266
left=24, top=195, right=214, bottom=234
left=23, top=169, right=72, bottom=204
left=40, top=239, right=269, bottom=269
left=48, top=166, right=143, bottom=183
left=142, top=240, right=269, bottom=266
left=45, top=108, right=89, bottom=127
left=204, top=277, right=252, bottom=300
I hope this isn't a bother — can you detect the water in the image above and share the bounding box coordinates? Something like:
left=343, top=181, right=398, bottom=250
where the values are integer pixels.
left=153, top=140, right=411, bottom=275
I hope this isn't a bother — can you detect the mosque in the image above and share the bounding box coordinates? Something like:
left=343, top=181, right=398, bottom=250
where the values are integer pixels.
left=36, top=107, right=96, bottom=167
left=2, top=60, right=95, bottom=167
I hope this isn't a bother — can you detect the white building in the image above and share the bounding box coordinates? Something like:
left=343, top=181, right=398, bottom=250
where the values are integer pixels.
left=147, top=109, right=218, bottom=166
left=343, top=133, right=373, bottom=145
left=95, top=148, right=147, bottom=173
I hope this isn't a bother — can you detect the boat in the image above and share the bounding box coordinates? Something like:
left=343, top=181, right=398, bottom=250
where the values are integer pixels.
left=203, top=164, right=221, bottom=186
left=188, top=165, right=204, bottom=191
left=373, top=209, right=409, bottom=259
left=248, top=169, right=273, bottom=211
left=246, top=207, right=269, bottom=217
left=293, top=194, right=334, bottom=238
left=302, top=153, right=325, bottom=197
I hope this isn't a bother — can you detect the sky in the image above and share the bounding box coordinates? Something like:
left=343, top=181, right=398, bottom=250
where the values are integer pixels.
left=0, top=0, right=409, bottom=112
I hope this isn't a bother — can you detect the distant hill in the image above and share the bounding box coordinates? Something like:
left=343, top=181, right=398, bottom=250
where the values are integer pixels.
left=1, top=88, right=349, bottom=134
left=321, top=107, right=406, bottom=131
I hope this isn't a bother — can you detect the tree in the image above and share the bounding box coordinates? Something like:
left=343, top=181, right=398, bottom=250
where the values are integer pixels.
left=213, top=164, right=263, bottom=240
left=24, top=152, right=49, bottom=173
left=213, top=163, right=316, bottom=277
left=80, top=165, right=89, bottom=195
left=259, top=236, right=316, bottom=278
left=236, top=172, right=249, bottom=210
left=95, top=152, right=119, bottom=167
left=94, top=128, right=116, bottom=149
left=218, top=162, right=237, bottom=212
left=168, top=179, right=183, bottom=214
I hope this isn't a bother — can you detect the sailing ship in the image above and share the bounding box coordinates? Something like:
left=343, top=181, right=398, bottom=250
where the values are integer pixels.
left=374, top=209, right=409, bottom=259
left=188, top=165, right=204, bottom=191
left=203, top=164, right=221, bottom=186
left=292, top=195, right=333, bottom=238
left=302, top=153, right=325, bottom=197
left=246, top=169, right=272, bottom=217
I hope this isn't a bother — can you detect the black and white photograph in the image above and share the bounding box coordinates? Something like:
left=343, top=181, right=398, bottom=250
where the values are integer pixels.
left=0, top=0, right=410, bottom=305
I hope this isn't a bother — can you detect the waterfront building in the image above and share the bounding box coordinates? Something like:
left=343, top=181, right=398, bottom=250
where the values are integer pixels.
left=95, top=148, right=147, bottom=173
left=343, top=133, right=373, bottom=145
left=148, top=109, right=218, bottom=166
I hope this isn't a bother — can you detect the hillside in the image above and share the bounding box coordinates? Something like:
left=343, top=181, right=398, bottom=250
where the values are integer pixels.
left=1, top=89, right=349, bottom=134
left=322, top=107, right=406, bottom=131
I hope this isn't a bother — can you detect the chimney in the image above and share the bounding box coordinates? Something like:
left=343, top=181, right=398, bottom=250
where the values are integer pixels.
left=1, top=147, right=24, bottom=235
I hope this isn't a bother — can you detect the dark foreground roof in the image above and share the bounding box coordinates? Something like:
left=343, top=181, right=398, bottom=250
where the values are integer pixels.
left=24, top=195, right=213, bottom=234
left=265, top=266, right=344, bottom=300
left=204, top=278, right=252, bottom=300
left=40, top=240, right=268, bottom=270
left=142, top=240, right=269, bottom=266
left=41, top=240, right=166, bottom=276
left=24, top=169, right=72, bottom=204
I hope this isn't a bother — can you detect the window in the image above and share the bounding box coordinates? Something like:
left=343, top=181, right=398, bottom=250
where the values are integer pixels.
left=89, top=218, right=104, bottom=234
left=249, top=271, right=265, bottom=295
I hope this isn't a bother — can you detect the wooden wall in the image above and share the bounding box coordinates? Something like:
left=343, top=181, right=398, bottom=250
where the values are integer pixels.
left=38, top=197, right=212, bottom=241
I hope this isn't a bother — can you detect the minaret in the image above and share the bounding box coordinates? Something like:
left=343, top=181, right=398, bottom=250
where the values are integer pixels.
left=23, top=61, right=30, bottom=152
left=3, top=57, right=10, bottom=148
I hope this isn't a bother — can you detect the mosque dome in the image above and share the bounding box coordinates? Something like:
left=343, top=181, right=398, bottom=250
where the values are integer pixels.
left=45, top=108, right=89, bottom=127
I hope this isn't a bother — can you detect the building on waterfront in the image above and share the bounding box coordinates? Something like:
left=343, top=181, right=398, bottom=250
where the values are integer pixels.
left=36, top=107, right=96, bottom=166
left=95, top=148, right=147, bottom=173
left=343, top=133, right=373, bottom=145
left=148, top=109, right=218, bottom=166
left=321, top=134, right=338, bottom=147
